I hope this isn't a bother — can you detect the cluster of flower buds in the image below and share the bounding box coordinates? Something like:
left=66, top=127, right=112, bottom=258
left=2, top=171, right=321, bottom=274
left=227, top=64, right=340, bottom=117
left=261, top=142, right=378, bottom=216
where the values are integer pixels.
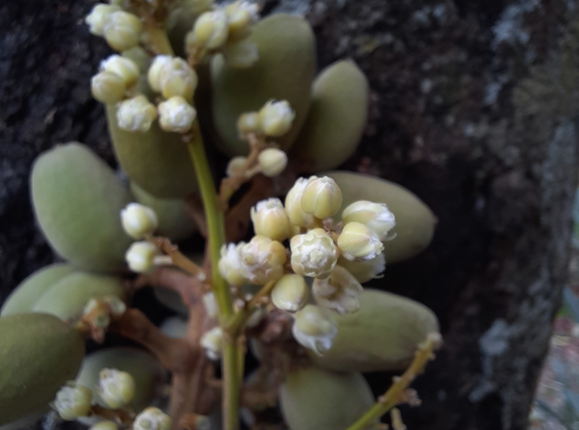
left=52, top=382, right=93, bottom=420
left=91, top=55, right=140, bottom=105
left=237, top=100, right=296, bottom=139
left=85, top=5, right=142, bottom=52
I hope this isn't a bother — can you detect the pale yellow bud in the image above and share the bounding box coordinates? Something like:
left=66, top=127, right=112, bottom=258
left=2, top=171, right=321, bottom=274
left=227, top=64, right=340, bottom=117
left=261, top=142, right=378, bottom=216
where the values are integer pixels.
left=284, top=177, right=316, bottom=228
left=116, top=95, right=157, bottom=132
left=271, top=274, right=309, bottom=312
left=237, top=112, right=261, bottom=136
left=91, top=71, right=126, bottom=104
left=85, top=4, right=120, bottom=36
left=223, top=39, right=259, bottom=68
left=147, top=55, right=172, bottom=92
left=98, top=368, right=135, bottom=409
left=194, top=11, right=229, bottom=50
left=312, top=266, right=363, bottom=314
left=226, top=156, right=247, bottom=177
left=290, top=228, right=338, bottom=278
left=258, top=148, right=287, bottom=177
left=158, top=96, right=197, bottom=133
left=134, top=407, right=172, bottom=430
left=342, top=200, right=396, bottom=241
left=158, top=58, right=198, bottom=100
left=219, top=243, right=248, bottom=287
left=125, top=241, right=158, bottom=273
left=337, top=222, right=384, bottom=261
left=251, top=198, right=291, bottom=241
left=337, top=253, right=385, bottom=283
left=224, top=1, right=260, bottom=40
left=103, top=11, right=142, bottom=52
left=201, top=326, right=223, bottom=360
left=53, top=383, right=93, bottom=420
left=258, top=99, right=295, bottom=137
left=301, top=176, right=343, bottom=219
left=90, top=421, right=118, bottom=430
left=121, top=202, right=159, bottom=239
left=292, top=304, right=338, bottom=354
left=239, top=235, right=287, bottom=285
left=100, top=55, right=140, bottom=88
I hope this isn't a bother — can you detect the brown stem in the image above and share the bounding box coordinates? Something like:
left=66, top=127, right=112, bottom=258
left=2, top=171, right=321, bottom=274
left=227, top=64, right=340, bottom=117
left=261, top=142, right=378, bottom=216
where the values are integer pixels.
left=151, top=236, right=206, bottom=280
left=90, top=405, right=134, bottom=423
left=132, top=267, right=205, bottom=308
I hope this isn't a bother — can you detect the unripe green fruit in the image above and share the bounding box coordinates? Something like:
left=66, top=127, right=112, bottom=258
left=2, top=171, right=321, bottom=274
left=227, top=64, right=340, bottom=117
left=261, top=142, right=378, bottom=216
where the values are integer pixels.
left=211, top=14, right=316, bottom=156
left=279, top=367, right=375, bottom=430
left=327, top=171, right=436, bottom=263
left=311, top=289, right=439, bottom=372
left=1, top=264, right=75, bottom=316
left=32, top=272, right=125, bottom=321
left=0, top=313, right=85, bottom=425
left=76, top=347, right=165, bottom=412
left=130, top=182, right=196, bottom=242
left=31, top=143, right=132, bottom=272
left=291, top=61, right=369, bottom=171
left=106, top=79, right=197, bottom=199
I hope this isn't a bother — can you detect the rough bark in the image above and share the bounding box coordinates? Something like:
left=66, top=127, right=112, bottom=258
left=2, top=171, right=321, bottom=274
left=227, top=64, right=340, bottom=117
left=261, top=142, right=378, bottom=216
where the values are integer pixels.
left=1, top=1, right=578, bottom=430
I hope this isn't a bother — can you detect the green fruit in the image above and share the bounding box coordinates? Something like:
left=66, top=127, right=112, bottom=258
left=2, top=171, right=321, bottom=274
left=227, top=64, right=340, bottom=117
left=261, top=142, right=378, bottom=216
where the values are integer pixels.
left=76, top=347, right=165, bottom=411
left=31, top=143, right=133, bottom=272
left=327, top=171, right=436, bottom=263
left=311, top=289, right=439, bottom=372
left=33, top=272, right=125, bottom=321
left=130, top=182, right=196, bottom=242
left=211, top=14, right=316, bottom=156
left=106, top=79, right=197, bottom=199
left=0, top=313, right=85, bottom=425
left=291, top=61, right=369, bottom=171
left=279, top=367, right=375, bottom=430
left=1, top=264, right=75, bottom=316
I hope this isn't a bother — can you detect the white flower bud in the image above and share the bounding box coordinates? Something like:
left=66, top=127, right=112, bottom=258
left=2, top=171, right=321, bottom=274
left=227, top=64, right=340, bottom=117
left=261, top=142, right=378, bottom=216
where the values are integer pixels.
left=337, top=222, right=384, bottom=261
left=301, top=176, right=343, bottom=219
left=342, top=200, right=396, bottom=241
left=116, top=95, right=157, bottom=132
left=292, top=305, right=338, bottom=354
left=284, top=177, right=316, bottom=228
left=156, top=58, right=198, bottom=100
left=85, top=4, right=120, bottom=36
left=226, top=156, right=247, bottom=177
left=98, top=368, right=135, bottom=409
left=290, top=228, right=338, bottom=278
left=203, top=292, right=219, bottom=318
left=271, top=274, right=309, bottom=312
left=337, top=253, right=385, bottom=283
left=312, top=266, right=363, bottom=314
left=121, top=202, right=159, bottom=239
left=201, top=326, right=223, bottom=360
left=147, top=55, right=172, bottom=93
left=125, top=241, right=158, bottom=273
left=219, top=242, right=248, bottom=287
left=239, top=235, right=287, bottom=285
left=224, top=1, right=260, bottom=40
left=133, top=407, right=172, bottom=430
left=103, top=11, right=142, bottom=52
left=91, top=71, right=126, bottom=104
left=222, top=39, right=259, bottom=68
left=90, top=420, right=118, bottom=430
left=258, top=99, right=295, bottom=137
left=100, top=55, right=140, bottom=88
left=237, top=112, right=261, bottom=136
left=53, top=382, right=93, bottom=420
left=194, top=11, right=229, bottom=50
left=158, top=96, right=197, bottom=133
left=258, top=148, right=287, bottom=177
left=250, top=198, right=291, bottom=241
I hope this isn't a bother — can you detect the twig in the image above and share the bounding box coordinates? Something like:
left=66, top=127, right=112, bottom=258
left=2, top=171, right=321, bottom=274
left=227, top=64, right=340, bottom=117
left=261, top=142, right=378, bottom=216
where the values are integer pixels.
left=131, top=267, right=204, bottom=308
left=225, top=281, right=276, bottom=337
left=151, top=236, right=206, bottom=281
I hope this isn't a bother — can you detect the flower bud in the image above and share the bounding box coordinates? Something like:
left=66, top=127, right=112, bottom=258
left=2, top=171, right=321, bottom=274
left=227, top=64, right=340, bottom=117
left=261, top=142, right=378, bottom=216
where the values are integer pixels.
left=222, top=39, right=259, bottom=68
left=258, top=148, right=287, bottom=177
left=338, top=253, right=385, bottom=283
left=134, top=407, right=172, bottom=430
left=271, top=274, right=309, bottom=312
left=258, top=100, right=295, bottom=137
left=157, top=58, right=198, bottom=100
left=83, top=298, right=111, bottom=328
left=224, top=1, right=260, bottom=40
left=85, top=4, right=120, bottom=36
left=239, top=236, right=287, bottom=285
left=201, top=326, right=223, bottom=360
left=342, top=200, right=396, bottom=241
left=125, top=241, right=158, bottom=273
left=104, top=296, right=127, bottom=317
left=98, top=368, right=136, bottom=409
left=116, top=95, right=157, bottom=132
left=147, top=55, right=172, bottom=93
left=103, top=11, right=142, bottom=52
left=53, top=382, right=93, bottom=420
left=301, top=176, right=343, bottom=219
left=290, top=228, right=338, bottom=278
left=219, top=242, right=247, bottom=287
left=226, top=156, right=247, bottom=177
left=91, top=71, right=126, bottom=104
left=193, top=11, right=229, bottom=50
left=121, top=202, right=159, bottom=239
left=251, top=198, right=291, bottom=241
left=337, top=222, right=384, bottom=261
left=284, top=177, right=316, bottom=228
left=292, top=305, right=338, bottom=354
left=90, top=421, right=119, bottom=430
left=100, top=55, right=140, bottom=88
left=158, top=96, right=197, bottom=133
left=312, top=266, right=363, bottom=314
left=237, top=112, right=261, bottom=136
left=203, top=292, right=219, bottom=318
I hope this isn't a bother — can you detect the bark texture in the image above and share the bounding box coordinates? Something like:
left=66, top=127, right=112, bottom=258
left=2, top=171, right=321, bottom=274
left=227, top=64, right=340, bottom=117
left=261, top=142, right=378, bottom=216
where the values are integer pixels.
left=1, top=0, right=578, bottom=429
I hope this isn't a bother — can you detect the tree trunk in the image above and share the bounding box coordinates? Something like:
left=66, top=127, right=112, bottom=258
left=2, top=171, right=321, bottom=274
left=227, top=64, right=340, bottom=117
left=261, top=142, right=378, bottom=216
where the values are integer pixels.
left=1, top=1, right=577, bottom=429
